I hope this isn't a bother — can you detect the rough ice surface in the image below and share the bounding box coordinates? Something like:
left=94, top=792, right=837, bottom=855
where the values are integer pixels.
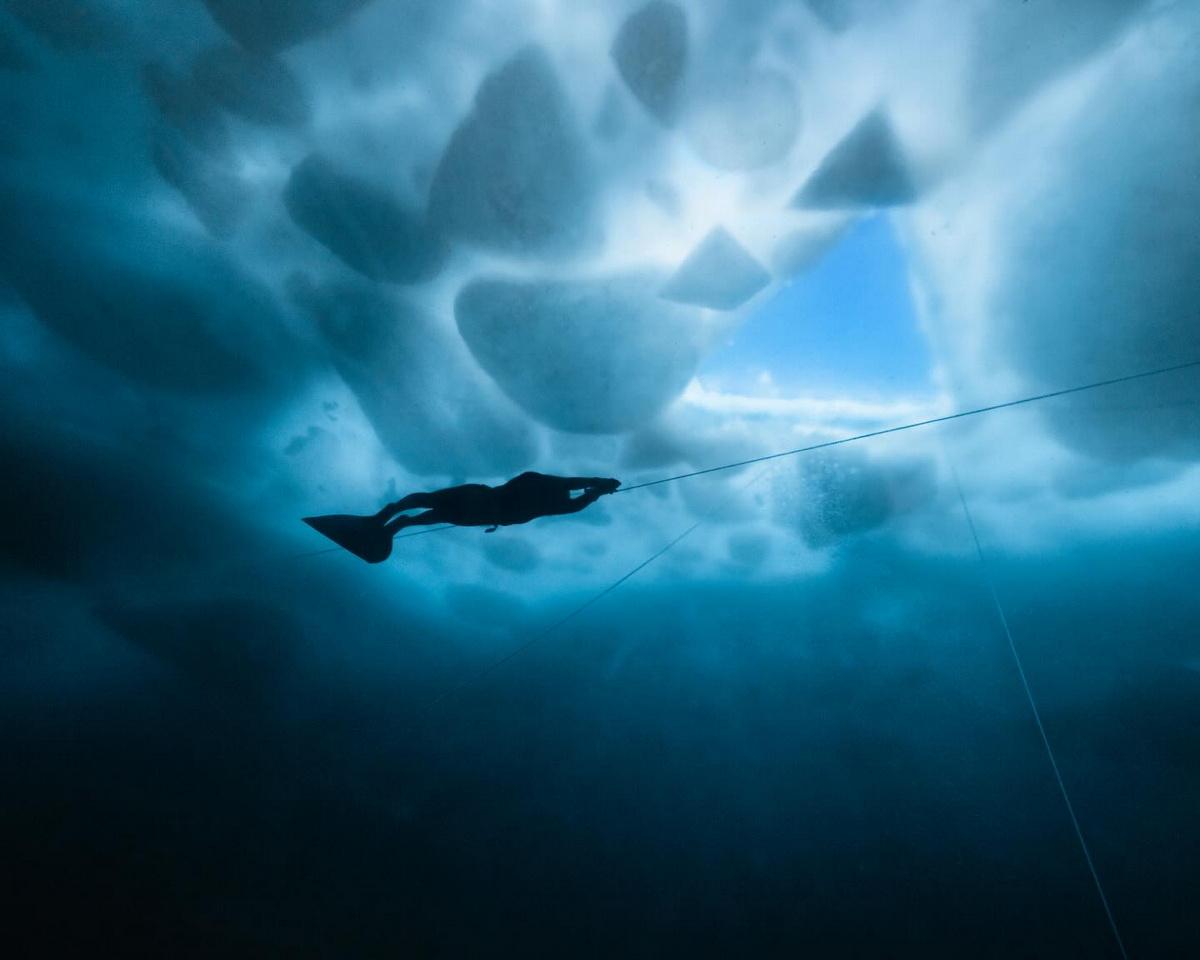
left=804, top=0, right=856, bottom=33
left=456, top=273, right=707, bottom=433
left=428, top=45, right=596, bottom=257
left=770, top=216, right=854, bottom=278
left=644, top=178, right=681, bottom=217
left=4, top=1, right=1200, bottom=955
left=200, top=0, right=371, bottom=53
left=909, top=3, right=1200, bottom=461
left=151, top=128, right=246, bottom=237
left=285, top=154, right=446, bottom=284
left=142, top=61, right=229, bottom=156
left=192, top=45, right=310, bottom=128
left=777, top=449, right=937, bottom=548
left=294, top=276, right=535, bottom=477
left=4, top=0, right=123, bottom=51
left=611, top=1, right=688, bottom=127
left=684, top=67, right=799, bottom=170
left=660, top=226, right=770, bottom=311
left=0, top=201, right=298, bottom=396
left=965, top=0, right=1149, bottom=134
left=483, top=535, right=542, bottom=573
left=794, top=109, right=916, bottom=209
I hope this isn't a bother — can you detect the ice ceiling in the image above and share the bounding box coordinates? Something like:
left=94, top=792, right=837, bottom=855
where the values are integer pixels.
left=0, top=0, right=1197, bottom=595
left=4, top=5, right=1200, bottom=953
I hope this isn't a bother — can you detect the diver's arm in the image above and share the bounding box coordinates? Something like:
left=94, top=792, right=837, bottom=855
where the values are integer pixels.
left=526, top=475, right=593, bottom=492
left=554, top=487, right=606, bottom=514
left=560, top=476, right=620, bottom=492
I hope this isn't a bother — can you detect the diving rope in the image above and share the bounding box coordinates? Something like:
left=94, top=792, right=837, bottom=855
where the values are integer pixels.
left=954, top=472, right=1131, bottom=960
left=617, top=358, right=1200, bottom=493
left=292, top=358, right=1199, bottom=566
left=417, top=465, right=773, bottom=715
left=399, top=359, right=1188, bottom=951
left=427, top=518, right=707, bottom=709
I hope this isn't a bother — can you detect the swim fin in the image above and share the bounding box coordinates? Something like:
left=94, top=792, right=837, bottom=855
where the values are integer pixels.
left=302, top=514, right=393, bottom=564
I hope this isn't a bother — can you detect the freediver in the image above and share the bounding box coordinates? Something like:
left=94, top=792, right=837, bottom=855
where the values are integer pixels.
left=303, top=472, right=621, bottom=564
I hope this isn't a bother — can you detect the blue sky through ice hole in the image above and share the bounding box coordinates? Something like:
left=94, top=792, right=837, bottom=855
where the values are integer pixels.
left=700, top=214, right=933, bottom=399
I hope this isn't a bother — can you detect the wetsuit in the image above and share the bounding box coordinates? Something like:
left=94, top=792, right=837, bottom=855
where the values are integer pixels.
left=379, top=472, right=619, bottom=533
left=304, top=472, right=621, bottom=563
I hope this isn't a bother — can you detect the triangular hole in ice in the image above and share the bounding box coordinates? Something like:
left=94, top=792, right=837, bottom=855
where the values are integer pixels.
left=699, top=214, right=933, bottom=398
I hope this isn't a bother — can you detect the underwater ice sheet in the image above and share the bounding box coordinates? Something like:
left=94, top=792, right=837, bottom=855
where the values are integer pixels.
left=1, top=0, right=1198, bottom=956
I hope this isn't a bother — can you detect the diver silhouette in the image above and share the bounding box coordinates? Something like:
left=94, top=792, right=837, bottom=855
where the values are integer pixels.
left=303, top=472, right=621, bottom=563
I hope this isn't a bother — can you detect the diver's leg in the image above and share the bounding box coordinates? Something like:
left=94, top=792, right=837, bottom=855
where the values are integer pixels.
left=383, top=509, right=445, bottom=535
left=376, top=483, right=492, bottom=523
left=422, top=484, right=495, bottom=527
left=376, top=492, right=438, bottom=523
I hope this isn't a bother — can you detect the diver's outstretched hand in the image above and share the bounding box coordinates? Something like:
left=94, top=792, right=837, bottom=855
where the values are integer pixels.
left=593, top=477, right=621, bottom=494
